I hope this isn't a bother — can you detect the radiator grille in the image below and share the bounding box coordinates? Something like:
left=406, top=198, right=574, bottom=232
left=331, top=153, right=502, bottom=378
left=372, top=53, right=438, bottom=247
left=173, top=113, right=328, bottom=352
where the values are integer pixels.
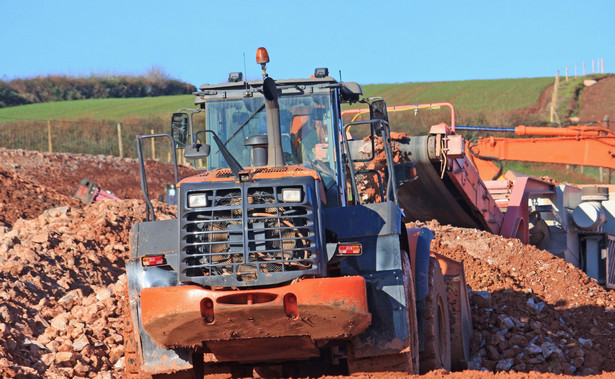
left=179, top=179, right=320, bottom=287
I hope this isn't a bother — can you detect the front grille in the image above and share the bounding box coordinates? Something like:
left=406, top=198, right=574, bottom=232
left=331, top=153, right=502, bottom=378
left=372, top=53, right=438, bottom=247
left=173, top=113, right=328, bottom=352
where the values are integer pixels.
left=179, top=177, right=321, bottom=287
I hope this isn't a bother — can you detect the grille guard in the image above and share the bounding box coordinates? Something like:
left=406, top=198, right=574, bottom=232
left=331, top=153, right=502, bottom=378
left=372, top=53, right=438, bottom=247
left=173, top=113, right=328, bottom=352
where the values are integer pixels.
left=178, top=176, right=325, bottom=287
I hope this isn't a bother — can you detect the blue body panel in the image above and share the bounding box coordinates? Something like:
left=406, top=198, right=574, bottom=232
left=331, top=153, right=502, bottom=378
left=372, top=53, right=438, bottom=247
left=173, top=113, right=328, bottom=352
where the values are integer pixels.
left=324, top=202, right=410, bottom=358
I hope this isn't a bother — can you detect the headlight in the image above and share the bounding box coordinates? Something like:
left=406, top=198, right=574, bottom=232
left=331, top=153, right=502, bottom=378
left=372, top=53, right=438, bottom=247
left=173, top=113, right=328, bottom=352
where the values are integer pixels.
left=188, top=193, right=208, bottom=208
left=282, top=188, right=302, bottom=203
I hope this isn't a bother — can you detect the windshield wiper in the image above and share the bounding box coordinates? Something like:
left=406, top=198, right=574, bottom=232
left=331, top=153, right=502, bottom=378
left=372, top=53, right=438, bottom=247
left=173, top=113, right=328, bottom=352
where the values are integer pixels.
left=224, top=103, right=265, bottom=147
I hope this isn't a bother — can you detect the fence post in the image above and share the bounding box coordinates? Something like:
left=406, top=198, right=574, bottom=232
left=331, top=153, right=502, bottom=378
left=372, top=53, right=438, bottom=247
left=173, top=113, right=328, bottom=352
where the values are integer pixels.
left=47, top=120, right=53, bottom=153
left=150, top=129, right=156, bottom=160
left=602, top=58, right=605, bottom=74
left=550, top=71, right=559, bottom=124
left=117, top=123, right=123, bottom=158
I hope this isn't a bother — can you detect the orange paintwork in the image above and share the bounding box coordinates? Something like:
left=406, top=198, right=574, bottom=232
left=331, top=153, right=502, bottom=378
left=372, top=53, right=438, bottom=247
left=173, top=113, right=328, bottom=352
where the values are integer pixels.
left=140, top=276, right=371, bottom=353
left=177, top=164, right=322, bottom=186
left=468, top=125, right=615, bottom=181
left=514, top=124, right=613, bottom=137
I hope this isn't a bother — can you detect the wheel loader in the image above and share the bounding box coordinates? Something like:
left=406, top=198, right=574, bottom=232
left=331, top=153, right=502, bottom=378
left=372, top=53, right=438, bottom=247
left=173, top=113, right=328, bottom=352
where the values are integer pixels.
left=124, top=47, right=472, bottom=377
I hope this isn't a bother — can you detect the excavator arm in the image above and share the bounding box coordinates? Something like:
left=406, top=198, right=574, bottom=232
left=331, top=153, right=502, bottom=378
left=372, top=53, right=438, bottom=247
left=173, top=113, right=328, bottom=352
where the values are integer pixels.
left=466, top=124, right=615, bottom=180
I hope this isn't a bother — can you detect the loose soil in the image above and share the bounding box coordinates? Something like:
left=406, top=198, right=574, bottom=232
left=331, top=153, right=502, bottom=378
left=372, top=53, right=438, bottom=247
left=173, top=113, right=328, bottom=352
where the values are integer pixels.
left=577, top=75, right=615, bottom=125
left=0, top=147, right=614, bottom=378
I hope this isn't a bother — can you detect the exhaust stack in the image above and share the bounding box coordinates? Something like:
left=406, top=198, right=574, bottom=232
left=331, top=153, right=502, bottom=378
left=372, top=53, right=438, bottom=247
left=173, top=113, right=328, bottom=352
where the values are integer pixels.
left=263, top=77, right=285, bottom=168
left=256, top=47, right=285, bottom=168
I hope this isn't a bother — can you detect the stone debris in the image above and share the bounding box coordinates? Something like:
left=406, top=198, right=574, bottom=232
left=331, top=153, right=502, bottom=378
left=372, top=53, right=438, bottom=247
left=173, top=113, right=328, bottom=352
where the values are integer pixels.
left=415, top=220, right=615, bottom=376
left=0, top=148, right=614, bottom=377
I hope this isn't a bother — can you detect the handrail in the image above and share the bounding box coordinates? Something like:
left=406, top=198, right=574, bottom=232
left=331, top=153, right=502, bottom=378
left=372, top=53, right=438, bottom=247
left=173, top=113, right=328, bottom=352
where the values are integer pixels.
left=136, top=133, right=179, bottom=221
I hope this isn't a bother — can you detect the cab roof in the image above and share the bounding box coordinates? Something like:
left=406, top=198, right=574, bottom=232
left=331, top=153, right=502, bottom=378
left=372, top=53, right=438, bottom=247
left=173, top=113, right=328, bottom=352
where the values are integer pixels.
left=195, top=76, right=362, bottom=104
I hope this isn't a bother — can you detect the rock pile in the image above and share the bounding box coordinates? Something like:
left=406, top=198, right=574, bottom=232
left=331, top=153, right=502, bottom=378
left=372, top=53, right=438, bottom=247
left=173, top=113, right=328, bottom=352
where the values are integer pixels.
left=0, top=148, right=614, bottom=378
left=417, top=220, right=615, bottom=375
left=0, top=200, right=174, bottom=378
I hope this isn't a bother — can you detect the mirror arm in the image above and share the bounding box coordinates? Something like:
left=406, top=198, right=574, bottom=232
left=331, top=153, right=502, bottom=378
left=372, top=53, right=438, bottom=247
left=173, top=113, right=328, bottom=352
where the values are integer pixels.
left=196, top=130, right=244, bottom=179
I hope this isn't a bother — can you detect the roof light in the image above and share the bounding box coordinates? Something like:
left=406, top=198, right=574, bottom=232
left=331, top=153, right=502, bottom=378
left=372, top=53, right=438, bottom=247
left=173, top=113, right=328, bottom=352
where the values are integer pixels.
left=142, top=255, right=165, bottom=267
left=314, top=67, right=329, bottom=78
left=256, top=47, right=270, bottom=65
left=228, top=72, right=243, bottom=82
left=336, top=243, right=362, bottom=256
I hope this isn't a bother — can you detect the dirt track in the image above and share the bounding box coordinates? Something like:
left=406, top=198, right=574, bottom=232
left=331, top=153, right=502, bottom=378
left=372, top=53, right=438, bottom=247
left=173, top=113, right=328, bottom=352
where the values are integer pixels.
left=0, top=148, right=614, bottom=378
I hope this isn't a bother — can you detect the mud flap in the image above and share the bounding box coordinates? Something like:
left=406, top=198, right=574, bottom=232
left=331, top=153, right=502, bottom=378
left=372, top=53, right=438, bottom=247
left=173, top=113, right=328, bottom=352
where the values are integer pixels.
left=432, top=253, right=472, bottom=371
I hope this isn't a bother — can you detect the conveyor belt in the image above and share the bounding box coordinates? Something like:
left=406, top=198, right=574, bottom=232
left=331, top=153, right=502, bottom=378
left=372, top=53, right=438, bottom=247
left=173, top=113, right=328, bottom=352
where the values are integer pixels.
left=398, top=135, right=482, bottom=229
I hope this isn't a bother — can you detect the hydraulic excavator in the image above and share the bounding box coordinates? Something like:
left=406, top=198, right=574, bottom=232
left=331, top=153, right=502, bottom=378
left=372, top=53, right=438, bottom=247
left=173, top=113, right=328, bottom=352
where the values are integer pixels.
left=462, top=122, right=615, bottom=288
left=345, top=107, right=615, bottom=288
left=123, top=48, right=475, bottom=377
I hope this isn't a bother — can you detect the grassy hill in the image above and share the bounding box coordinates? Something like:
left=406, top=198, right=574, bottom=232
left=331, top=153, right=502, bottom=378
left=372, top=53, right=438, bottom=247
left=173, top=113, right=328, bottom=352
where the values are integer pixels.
left=0, top=77, right=561, bottom=146
left=0, top=78, right=558, bottom=124
left=360, top=77, right=554, bottom=111
left=0, top=95, right=194, bottom=122
left=0, top=74, right=611, bottom=184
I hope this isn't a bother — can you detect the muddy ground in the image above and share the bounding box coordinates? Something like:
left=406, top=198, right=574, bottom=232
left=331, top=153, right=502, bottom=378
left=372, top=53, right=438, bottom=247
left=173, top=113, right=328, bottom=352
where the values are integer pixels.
left=0, top=148, right=614, bottom=378
left=577, top=75, right=615, bottom=125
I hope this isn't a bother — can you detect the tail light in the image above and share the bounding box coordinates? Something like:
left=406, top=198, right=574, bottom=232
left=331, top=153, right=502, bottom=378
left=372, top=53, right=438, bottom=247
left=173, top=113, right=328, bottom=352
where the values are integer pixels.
left=336, top=243, right=362, bottom=256
left=142, top=255, right=165, bottom=267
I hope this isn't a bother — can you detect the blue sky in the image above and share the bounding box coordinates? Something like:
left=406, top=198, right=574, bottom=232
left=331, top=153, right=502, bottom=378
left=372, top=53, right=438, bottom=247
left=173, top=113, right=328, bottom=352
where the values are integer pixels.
left=1, top=1, right=613, bottom=87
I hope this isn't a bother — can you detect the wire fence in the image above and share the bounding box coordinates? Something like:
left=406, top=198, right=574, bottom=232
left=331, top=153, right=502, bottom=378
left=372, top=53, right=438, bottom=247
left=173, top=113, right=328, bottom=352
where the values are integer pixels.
left=0, top=118, right=178, bottom=162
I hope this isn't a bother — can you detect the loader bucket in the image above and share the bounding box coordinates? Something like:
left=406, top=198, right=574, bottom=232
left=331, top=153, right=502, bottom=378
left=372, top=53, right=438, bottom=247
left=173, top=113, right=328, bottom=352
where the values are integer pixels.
left=431, top=253, right=472, bottom=371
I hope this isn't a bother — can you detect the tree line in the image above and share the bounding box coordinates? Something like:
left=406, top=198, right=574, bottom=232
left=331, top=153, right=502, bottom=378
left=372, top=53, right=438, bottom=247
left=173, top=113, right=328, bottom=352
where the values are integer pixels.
left=0, top=71, right=196, bottom=108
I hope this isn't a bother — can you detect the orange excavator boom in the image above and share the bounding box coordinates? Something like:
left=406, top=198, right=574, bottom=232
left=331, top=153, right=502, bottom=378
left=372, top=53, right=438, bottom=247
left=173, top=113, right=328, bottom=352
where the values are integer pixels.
left=464, top=123, right=615, bottom=180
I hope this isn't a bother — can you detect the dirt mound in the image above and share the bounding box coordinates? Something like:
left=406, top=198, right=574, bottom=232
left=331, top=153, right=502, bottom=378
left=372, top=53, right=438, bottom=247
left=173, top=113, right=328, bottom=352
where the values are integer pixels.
left=577, top=75, right=615, bottom=125
left=412, top=220, right=615, bottom=376
left=0, top=168, right=80, bottom=228
left=0, top=147, right=614, bottom=377
left=0, top=148, right=197, bottom=200
left=0, top=200, right=174, bottom=377
left=0, top=148, right=195, bottom=227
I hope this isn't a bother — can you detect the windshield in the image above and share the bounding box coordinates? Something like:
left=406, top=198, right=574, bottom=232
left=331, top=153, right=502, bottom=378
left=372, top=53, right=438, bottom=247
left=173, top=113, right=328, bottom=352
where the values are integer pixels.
left=205, top=93, right=336, bottom=175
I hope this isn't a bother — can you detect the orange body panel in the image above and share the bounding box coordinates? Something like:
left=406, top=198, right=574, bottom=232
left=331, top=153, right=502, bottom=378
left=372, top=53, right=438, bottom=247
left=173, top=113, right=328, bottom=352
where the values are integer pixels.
left=140, top=276, right=371, bottom=354
left=177, top=164, right=322, bottom=185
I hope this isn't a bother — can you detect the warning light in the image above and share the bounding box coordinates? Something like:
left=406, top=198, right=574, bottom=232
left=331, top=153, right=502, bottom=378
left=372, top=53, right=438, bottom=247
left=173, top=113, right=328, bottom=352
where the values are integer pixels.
left=256, top=47, right=270, bottom=65
left=336, top=243, right=362, bottom=256
left=142, top=255, right=165, bottom=266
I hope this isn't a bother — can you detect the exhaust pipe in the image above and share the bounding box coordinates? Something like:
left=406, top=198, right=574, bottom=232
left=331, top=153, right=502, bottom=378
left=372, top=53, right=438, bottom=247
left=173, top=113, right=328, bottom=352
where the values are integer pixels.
left=263, top=77, right=285, bottom=168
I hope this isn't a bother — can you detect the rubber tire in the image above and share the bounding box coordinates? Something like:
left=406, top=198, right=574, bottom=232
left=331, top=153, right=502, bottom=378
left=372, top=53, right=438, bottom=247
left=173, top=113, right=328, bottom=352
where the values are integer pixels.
left=401, top=251, right=419, bottom=374
left=419, top=257, right=452, bottom=374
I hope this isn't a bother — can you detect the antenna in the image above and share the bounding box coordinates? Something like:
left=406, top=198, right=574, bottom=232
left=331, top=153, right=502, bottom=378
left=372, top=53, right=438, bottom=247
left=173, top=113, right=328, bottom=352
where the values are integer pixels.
left=339, top=70, right=342, bottom=82
left=243, top=53, right=247, bottom=88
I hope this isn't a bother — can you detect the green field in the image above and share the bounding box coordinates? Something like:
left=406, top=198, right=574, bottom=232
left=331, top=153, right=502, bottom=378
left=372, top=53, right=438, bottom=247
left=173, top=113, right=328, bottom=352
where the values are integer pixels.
left=0, top=95, right=194, bottom=122
left=359, top=77, right=554, bottom=111
left=0, top=78, right=556, bottom=124
left=2, top=75, right=608, bottom=184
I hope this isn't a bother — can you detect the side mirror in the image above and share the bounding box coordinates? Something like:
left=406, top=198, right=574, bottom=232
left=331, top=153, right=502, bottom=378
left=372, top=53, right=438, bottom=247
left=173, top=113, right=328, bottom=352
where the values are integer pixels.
left=369, top=99, right=388, bottom=137
left=369, top=99, right=389, bottom=123
left=171, top=112, right=189, bottom=147
left=184, top=143, right=210, bottom=160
